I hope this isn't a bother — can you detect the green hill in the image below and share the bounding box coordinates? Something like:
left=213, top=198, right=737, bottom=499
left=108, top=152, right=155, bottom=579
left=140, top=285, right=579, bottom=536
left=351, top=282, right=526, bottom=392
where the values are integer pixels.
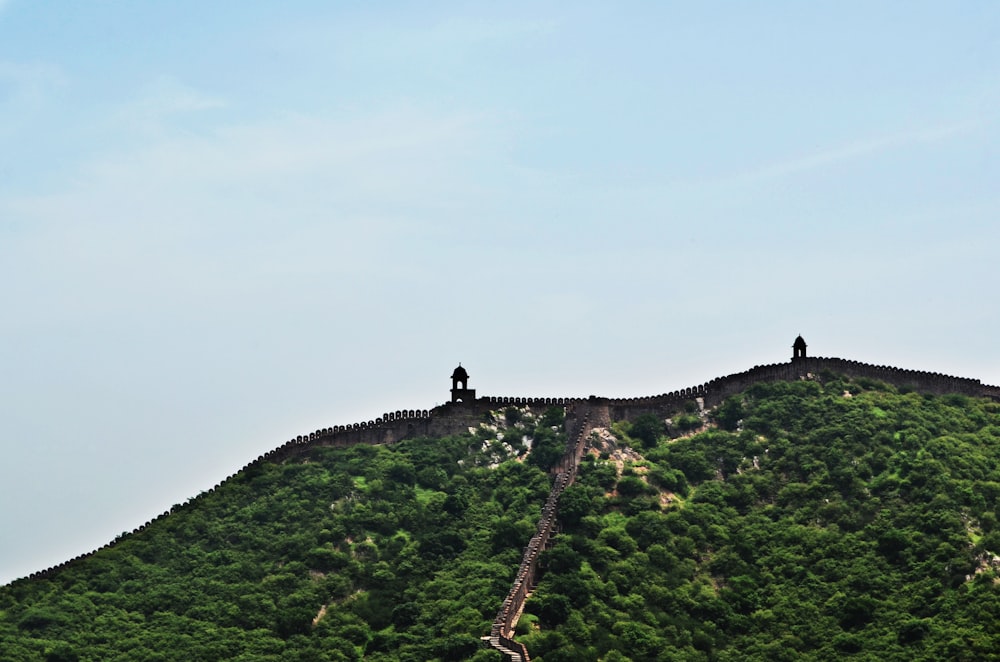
left=0, top=406, right=568, bottom=662
left=521, top=377, right=1000, bottom=661
left=4, top=372, right=1000, bottom=661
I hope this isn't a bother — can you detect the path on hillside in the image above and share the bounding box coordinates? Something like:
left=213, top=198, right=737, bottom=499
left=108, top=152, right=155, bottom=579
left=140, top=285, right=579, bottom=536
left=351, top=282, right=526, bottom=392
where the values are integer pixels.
left=483, top=403, right=598, bottom=662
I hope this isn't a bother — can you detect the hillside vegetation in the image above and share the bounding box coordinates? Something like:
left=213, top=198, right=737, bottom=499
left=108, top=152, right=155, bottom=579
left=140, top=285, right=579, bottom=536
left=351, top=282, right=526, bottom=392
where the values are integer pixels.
left=0, top=407, right=567, bottom=662
left=522, top=376, right=1000, bottom=661
left=4, top=374, right=1000, bottom=661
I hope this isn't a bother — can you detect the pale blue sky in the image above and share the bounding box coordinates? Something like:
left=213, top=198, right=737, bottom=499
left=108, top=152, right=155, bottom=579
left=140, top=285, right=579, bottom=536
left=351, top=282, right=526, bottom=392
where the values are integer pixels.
left=2, top=2, right=999, bottom=583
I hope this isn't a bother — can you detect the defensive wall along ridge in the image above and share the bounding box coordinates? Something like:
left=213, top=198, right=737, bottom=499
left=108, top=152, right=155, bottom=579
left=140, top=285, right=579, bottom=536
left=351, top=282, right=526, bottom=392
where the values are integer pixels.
left=12, top=338, right=1000, bottom=588
left=247, top=351, right=1000, bottom=465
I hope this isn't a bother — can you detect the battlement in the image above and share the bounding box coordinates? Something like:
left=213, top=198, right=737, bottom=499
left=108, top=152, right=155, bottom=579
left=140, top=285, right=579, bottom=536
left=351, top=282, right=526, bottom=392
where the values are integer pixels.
left=11, top=338, right=999, bottom=586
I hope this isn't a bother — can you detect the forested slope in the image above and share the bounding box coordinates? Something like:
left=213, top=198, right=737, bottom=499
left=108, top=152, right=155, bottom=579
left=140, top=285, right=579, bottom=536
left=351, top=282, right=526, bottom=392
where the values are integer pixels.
left=520, top=376, right=1000, bottom=661
left=5, top=374, right=1000, bottom=662
left=0, top=407, right=569, bottom=662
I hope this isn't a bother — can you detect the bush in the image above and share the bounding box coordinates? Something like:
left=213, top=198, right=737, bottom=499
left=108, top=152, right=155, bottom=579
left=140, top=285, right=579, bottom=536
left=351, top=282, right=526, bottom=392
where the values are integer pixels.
left=44, top=644, right=79, bottom=662
left=630, top=414, right=664, bottom=448
left=541, top=406, right=566, bottom=428
left=648, top=466, right=689, bottom=495
left=714, top=398, right=745, bottom=431
left=675, top=414, right=702, bottom=432
left=528, top=426, right=564, bottom=471
left=616, top=475, right=653, bottom=497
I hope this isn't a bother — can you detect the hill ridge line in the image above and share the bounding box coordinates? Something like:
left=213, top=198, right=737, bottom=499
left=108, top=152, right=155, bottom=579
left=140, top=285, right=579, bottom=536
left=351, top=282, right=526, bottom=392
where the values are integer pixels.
left=9, top=355, right=999, bottom=585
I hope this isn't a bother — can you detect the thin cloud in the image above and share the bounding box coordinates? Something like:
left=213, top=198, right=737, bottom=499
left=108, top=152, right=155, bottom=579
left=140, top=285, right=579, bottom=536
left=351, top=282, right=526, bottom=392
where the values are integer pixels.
left=0, top=102, right=511, bottom=306
left=729, top=120, right=979, bottom=184
left=426, top=15, right=558, bottom=43
left=0, top=60, right=66, bottom=99
left=115, top=76, right=226, bottom=132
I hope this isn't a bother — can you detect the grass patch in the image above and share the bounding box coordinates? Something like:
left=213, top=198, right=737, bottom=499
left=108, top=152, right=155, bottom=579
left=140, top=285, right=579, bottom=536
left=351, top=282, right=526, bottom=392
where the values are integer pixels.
left=413, top=486, right=443, bottom=506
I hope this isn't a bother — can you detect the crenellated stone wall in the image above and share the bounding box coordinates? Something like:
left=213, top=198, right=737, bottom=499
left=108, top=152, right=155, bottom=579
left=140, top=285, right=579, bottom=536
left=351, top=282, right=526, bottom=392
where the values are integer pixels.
left=11, top=355, right=998, bottom=588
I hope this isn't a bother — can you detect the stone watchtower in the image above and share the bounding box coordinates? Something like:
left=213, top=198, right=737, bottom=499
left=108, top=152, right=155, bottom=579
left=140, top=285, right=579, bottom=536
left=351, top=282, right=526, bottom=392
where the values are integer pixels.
left=792, top=335, right=807, bottom=360
left=450, top=365, right=476, bottom=403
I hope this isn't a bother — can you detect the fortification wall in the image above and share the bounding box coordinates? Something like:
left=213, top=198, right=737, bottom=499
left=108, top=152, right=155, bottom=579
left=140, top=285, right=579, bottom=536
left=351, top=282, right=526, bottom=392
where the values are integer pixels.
left=485, top=405, right=594, bottom=662
left=591, top=357, right=1000, bottom=424
left=11, top=357, right=999, bottom=586
left=701, top=357, right=998, bottom=408
left=9, top=399, right=581, bottom=585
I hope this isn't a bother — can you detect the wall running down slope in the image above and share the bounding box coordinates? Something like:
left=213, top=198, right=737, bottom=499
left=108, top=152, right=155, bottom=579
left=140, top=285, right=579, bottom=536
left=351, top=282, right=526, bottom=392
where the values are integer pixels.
left=483, top=405, right=596, bottom=662
left=11, top=354, right=1000, bottom=590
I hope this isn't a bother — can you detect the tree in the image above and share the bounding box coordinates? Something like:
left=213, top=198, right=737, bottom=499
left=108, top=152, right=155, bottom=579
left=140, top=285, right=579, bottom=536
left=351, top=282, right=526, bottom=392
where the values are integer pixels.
left=630, top=414, right=664, bottom=448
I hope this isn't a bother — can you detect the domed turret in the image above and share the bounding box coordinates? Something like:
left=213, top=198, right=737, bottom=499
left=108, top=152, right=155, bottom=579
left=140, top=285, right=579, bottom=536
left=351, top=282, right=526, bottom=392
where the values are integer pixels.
left=450, top=364, right=475, bottom=403
left=792, top=335, right=807, bottom=360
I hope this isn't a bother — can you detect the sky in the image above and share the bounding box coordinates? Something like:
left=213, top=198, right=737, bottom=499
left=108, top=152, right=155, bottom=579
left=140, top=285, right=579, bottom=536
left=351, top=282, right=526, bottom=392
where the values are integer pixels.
left=2, top=1, right=999, bottom=583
